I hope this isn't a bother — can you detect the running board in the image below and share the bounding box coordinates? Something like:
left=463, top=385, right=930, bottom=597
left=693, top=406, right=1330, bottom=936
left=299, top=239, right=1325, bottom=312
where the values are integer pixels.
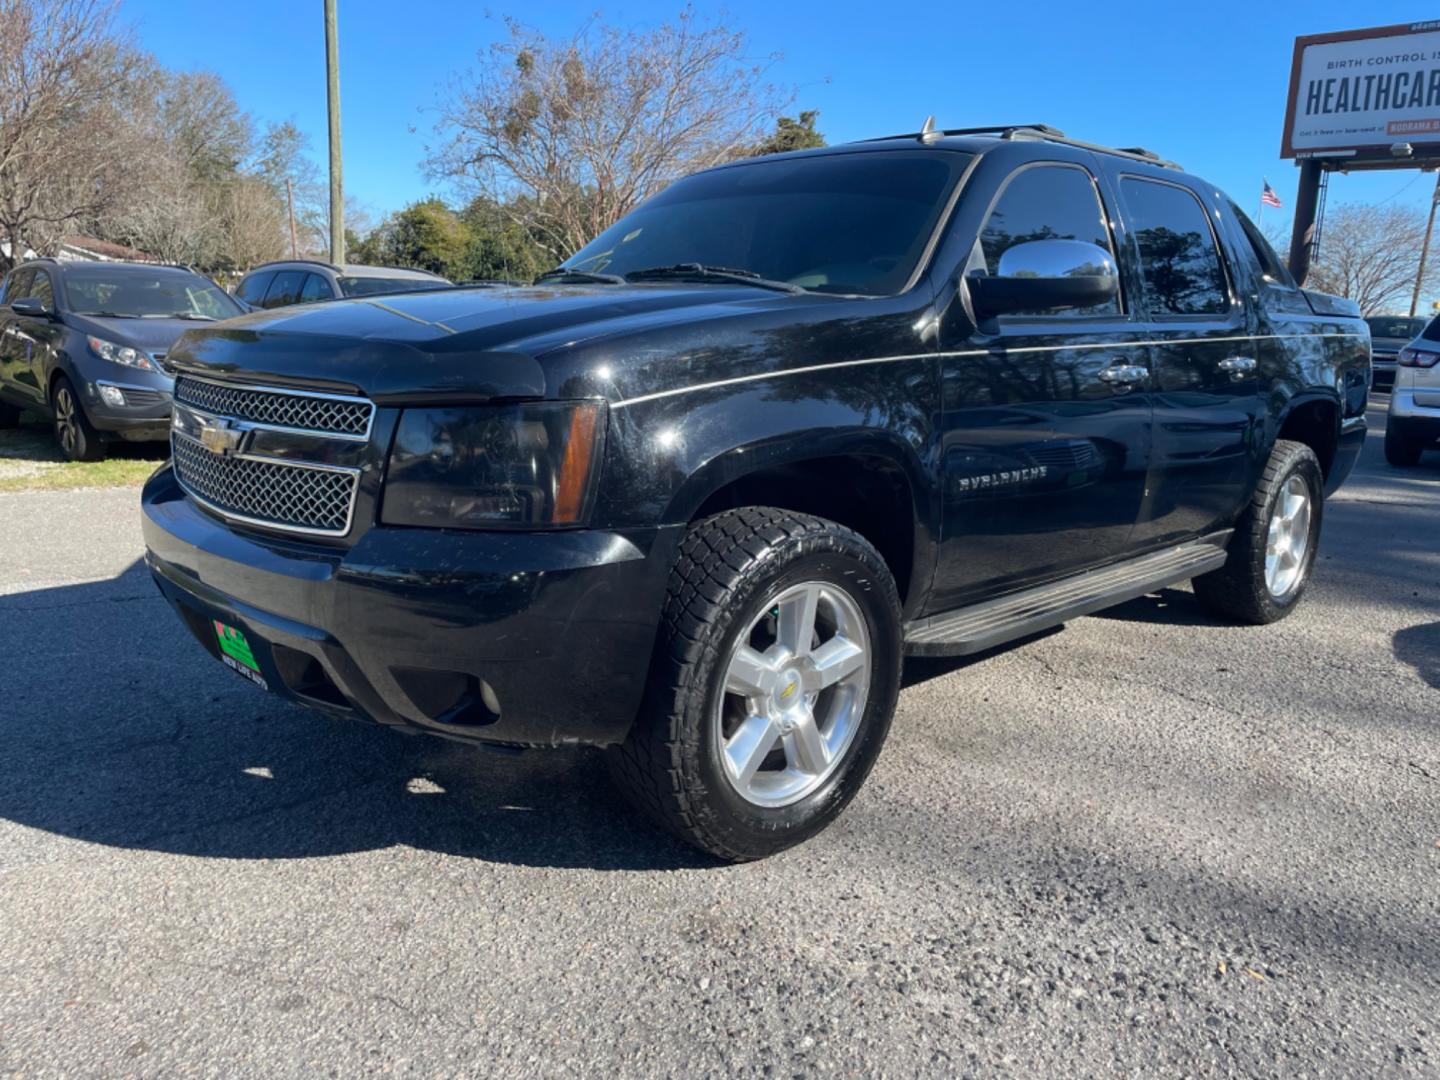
left=904, top=535, right=1231, bottom=657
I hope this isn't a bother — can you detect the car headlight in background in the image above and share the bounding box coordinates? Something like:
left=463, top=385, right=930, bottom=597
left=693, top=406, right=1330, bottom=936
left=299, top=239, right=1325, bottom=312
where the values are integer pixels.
left=382, top=401, right=606, bottom=529
left=87, top=335, right=154, bottom=371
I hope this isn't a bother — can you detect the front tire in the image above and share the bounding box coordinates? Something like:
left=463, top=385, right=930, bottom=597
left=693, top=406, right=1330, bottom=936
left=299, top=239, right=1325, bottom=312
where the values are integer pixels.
left=1192, top=439, right=1323, bottom=625
left=610, top=507, right=902, bottom=861
left=0, top=401, right=20, bottom=429
left=1384, top=420, right=1424, bottom=467
left=52, top=376, right=105, bottom=462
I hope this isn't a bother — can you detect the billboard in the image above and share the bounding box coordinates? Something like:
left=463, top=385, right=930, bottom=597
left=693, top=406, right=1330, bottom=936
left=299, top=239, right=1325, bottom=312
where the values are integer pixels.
left=1282, top=21, right=1440, bottom=159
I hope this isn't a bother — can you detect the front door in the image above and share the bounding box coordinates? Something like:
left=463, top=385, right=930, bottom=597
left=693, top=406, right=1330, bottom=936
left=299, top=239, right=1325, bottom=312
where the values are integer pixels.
left=931, top=157, right=1153, bottom=610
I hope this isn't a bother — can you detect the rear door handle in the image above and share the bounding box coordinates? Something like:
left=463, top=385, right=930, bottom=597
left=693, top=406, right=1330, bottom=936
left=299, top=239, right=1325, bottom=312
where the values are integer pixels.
left=1218, top=356, right=1257, bottom=375
left=1098, top=364, right=1148, bottom=385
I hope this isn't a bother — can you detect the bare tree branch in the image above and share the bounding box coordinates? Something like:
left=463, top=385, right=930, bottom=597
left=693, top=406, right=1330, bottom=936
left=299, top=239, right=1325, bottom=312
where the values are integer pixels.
left=425, top=7, right=791, bottom=261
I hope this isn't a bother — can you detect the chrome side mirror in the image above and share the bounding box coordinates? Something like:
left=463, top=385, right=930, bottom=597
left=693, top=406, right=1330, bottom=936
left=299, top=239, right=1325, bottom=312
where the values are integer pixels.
left=969, top=239, right=1117, bottom=319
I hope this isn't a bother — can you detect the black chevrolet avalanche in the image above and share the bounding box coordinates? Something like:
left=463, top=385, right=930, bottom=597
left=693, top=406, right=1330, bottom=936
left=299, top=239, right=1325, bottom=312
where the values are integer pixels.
left=143, top=125, right=1370, bottom=860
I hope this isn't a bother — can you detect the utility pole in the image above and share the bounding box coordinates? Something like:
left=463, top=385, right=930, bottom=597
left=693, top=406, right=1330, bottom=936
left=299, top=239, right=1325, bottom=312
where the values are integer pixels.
left=1410, top=171, right=1440, bottom=317
left=324, top=0, right=344, bottom=265
left=286, top=178, right=298, bottom=259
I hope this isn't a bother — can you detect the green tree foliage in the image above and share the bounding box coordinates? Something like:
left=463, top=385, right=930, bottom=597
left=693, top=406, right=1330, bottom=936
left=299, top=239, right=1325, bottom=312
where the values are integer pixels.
left=354, top=198, right=472, bottom=279
left=750, top=111, right=825, bottom=157
left=457, top=196, right=549, bottom=282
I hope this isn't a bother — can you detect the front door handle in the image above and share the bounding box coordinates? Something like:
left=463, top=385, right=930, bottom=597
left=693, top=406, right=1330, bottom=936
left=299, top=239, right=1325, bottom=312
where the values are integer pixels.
left=1218, top=356, right=1257, bottom=376
left=1098, top=364, right=1148, bottom=386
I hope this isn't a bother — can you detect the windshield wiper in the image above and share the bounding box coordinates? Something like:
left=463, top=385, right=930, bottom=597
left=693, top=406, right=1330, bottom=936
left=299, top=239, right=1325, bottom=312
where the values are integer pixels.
left=535, top=268, right=625, bottom=285
left=166, top=312, right=216, bottom=321
left=77, top=310, right=140, bottom=318
left=624, top=264, right=804, bottom=294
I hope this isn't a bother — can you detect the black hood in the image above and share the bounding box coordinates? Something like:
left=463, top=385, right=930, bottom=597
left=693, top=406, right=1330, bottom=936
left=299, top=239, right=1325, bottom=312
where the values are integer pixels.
left=164, top=283, right=819, bottom=404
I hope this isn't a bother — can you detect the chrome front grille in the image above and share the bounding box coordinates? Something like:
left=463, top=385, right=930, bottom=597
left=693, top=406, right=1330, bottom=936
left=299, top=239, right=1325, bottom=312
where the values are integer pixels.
left=172, top=435, right=358, bottom=535
left=174, top=375, right=373, bottom=438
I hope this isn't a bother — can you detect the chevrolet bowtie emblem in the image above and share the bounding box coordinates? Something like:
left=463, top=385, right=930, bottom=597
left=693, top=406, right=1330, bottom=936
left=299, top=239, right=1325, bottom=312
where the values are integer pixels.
left=780, top=680, right=799, bottom=700
left=199, top=417, right=243, bottom=457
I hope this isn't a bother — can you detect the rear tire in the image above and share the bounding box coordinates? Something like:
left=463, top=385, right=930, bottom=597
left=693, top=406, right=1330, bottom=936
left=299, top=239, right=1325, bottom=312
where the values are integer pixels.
left=51, top=376, right=104, bottom=462
left=609, top=507, right=902, bottom=861
left=0, top=401, right=20, bottom=429
left=1192, top=440, right=1323, bottom=625
left=1384, top=421, right=1424, bottom=467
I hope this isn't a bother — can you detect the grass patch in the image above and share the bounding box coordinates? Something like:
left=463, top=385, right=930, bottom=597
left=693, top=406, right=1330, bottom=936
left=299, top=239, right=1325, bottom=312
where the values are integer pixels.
left=0, top=414, right=167, bottom=493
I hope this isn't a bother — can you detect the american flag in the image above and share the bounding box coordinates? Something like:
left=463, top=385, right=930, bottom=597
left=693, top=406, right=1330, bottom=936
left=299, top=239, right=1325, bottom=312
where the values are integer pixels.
left=1261, top=180, right=1283, bottom=209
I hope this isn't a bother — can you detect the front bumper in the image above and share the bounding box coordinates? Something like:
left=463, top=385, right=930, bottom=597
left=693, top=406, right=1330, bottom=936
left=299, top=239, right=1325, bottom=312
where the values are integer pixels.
left=143, top=466, right=678, bottom=747
left=84, top=377, right=173, bottom=440
left=1371, top=356, right=1396, bottom=387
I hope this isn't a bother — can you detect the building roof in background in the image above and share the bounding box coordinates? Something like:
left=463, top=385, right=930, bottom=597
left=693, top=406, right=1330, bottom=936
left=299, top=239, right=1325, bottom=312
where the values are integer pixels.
left=59, top=235, right=157, bottom=263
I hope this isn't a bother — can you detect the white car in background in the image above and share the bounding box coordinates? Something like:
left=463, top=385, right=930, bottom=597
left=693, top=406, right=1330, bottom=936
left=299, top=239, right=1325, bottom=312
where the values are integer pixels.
left=1386, top=317, right=1440, bottom=466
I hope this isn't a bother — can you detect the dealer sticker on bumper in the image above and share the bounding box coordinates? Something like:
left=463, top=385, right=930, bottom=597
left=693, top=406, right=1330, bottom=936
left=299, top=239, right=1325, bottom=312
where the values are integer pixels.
left=214, top=620, right=269, bottom=691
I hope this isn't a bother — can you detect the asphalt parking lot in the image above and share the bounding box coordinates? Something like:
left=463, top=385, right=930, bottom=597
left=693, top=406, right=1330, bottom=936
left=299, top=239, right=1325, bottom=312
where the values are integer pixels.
left=1, top=400, right=1436, bottom=1078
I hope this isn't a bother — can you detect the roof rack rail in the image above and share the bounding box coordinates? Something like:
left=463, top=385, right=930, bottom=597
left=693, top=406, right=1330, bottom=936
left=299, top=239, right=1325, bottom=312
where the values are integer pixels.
left=860, top=122, right=1181, bottom=170
left=247, top=257, right=342, bottom=272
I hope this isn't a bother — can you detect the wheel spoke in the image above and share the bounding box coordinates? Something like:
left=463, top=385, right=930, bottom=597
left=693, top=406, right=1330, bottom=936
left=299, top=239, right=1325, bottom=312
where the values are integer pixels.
left=783, top=712, right=831, bottom=775
left=807, top=636, right=865, bottom=690
left=776, top=585, right=820, bottom=657
left=725, top=645, right=773, bottom=697
left=725, top=714, right=780, bottom=787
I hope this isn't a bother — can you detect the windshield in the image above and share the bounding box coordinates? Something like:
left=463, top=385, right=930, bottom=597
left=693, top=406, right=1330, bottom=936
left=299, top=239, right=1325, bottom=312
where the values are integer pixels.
left=68, top=270, right=243, bottom=319
left=339, top=276, right=445, bottom=297
left=561, top=151, right=969, bottom=296
left=1366, top=316, right=1426, bottom=340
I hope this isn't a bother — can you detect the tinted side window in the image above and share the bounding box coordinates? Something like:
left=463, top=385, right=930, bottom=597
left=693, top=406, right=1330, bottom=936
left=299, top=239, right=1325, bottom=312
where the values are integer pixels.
left=299, top=273, right=334, bottom=303
left=236, top=270, right=274, bottom=305
left=1227, top=200, right=1294, bottom=288
left=1122, top=179, right=1229, bottom=316
left=978, top=164, right=1119, bottom=317
left=27, top=270, right=54, bottom=307
left=263, top=270, right=304, bottom=308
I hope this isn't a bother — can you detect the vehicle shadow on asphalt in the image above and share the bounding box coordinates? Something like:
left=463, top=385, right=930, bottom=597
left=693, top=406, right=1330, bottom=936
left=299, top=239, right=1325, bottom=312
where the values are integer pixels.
left=1393, top=622, right=1440, bottom=690
left=0, top=560, right=715, bottom=871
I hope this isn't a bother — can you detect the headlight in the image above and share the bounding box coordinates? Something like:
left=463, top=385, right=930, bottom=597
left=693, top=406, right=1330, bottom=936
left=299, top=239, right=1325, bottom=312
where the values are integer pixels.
left=87, top=335, right=154, bottom=371
left=382, top=401, right=606, bottom=529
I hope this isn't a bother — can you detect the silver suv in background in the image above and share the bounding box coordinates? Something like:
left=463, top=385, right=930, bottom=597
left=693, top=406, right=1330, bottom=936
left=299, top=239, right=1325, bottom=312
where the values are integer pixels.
left=1386, top=315, right=1440, bottom=466
left=235, top=260, right=450, bottom=310
left=1364, top=315, right=1428, bottom=389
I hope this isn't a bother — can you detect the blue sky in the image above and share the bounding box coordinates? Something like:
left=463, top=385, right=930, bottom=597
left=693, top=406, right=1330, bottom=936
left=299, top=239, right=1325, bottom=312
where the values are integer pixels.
left=124, top=0, right=1440, bottom=232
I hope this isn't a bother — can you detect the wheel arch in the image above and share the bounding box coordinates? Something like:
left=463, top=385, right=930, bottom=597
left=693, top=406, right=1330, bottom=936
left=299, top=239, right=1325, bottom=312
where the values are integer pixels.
left=1272, top=391, right=1340, bottom=479
left=663, top=431, right=935, bottom=618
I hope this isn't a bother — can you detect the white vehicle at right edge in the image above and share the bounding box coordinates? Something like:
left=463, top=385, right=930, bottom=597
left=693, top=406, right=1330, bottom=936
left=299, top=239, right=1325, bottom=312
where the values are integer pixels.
left=1386, top=318, right=1440, bottom=467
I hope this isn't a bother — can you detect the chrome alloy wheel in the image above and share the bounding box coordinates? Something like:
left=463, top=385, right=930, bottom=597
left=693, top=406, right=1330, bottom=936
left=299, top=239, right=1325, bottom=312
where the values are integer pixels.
left=714, top=581, right=871, bottom=808
left=1265, top=475, right=1312, bottom=598
left=54, top=386, right=79, bottom=457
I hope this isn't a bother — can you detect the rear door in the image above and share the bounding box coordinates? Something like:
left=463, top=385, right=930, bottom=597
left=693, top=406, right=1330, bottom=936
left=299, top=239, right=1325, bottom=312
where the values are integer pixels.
left=930, top=153, right=1153, bottom=609
left=1118, top=174, right=1266, bottom=548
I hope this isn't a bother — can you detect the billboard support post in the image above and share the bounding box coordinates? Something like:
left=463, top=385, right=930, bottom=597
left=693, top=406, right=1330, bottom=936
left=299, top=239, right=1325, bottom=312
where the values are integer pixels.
left=1287, top=159, right=1324, bottom=286
left=1410, top=172, right=1440, bottom=316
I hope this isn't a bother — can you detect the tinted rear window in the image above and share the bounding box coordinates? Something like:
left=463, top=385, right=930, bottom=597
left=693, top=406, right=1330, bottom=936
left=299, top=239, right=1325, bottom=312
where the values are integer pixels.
left=1421, top=317, right=1440, bottom=343
left=561, top=151, right=969, bottom=296
left=1366, top=317, right=1426, bottom=340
